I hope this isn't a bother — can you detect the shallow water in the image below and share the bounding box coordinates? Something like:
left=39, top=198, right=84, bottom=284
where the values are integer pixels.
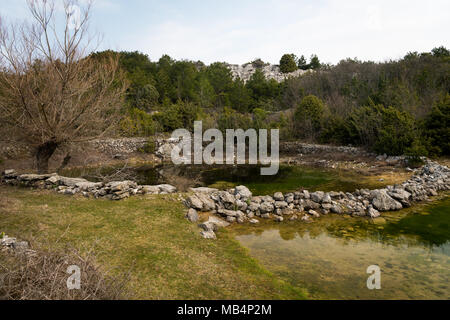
left=232, top=197, right=450, bottom=300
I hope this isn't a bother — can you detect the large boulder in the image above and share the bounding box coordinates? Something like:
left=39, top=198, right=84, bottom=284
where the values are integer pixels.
left=59, top=176, right=89, bottom=187
left=310, top=191, right=325, bottom=203
left=195, top=193, right=215, bottom=211
left=234, top=185, right=252, bottom=200
left=260, top=202, right=275, bottom=213
left=186, top=195, right=204, bottom=210
left=200, top=230, right=216, bottom=239
left=273, top=192, right=284, bottom=201
left=186, top=208, right=199, bottom=222
left=370, top=189, right=403, bottom=211
left=107, top=181, right=137, bottom=192
left=141, top=185, right=160, bottom=194
left=157, top=184, right=177, bottom=194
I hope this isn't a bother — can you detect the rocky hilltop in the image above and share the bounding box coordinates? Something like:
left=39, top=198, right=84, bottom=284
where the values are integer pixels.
left=227, top=63, right=308, bottom=82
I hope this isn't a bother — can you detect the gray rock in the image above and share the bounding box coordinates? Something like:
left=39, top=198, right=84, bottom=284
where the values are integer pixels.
left=19, top=173, right=55, bottom=181
left=311, top=191, right=325, bottom=203
left=157, top=184, right=177, bottom=193
left=308, top=210, right=320, bottom=218
left=331, top=205, right=343, bottom=214
left=234, top=185, right=252, bottom=200
left=189, top=187, right=218, bottom=193
left=186, top=208, right=199, bottom=222
left=142, top=185, right=160, bottom=194
left=274, top=201, right=288, bottom=209
left=273, top=192, right=284, bottom=201
left=249, top=218, right=260, bottom=224
left=186, top=195, right=204, bottom=210
left=200, top=230, right=216, bottom=239
left=370, top=189, right=403, bottom=211
left=249, top=202, right=261, bottom=212
left=207, top=216, right=230, bottom=228
left=260, top=202, right=275, bottom=213
left=274, top=215, right=284, bottom=222
left=322, top=193, right=332, bottom=204
left=76, top=181, right=103, bottom=191
left=195, top=193, right=216, bottom=211
left=367, top=206, right=380, bottom=218
left=217, top=209, right=239, bottom=217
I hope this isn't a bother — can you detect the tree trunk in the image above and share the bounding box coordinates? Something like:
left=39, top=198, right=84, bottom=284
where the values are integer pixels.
left=36, top=141, right=58, bottom=174
left=57, top=153, right=72, bottom=173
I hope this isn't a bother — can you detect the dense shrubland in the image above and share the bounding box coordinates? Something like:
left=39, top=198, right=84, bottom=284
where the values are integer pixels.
left=94, top=47, right=449, bottom=158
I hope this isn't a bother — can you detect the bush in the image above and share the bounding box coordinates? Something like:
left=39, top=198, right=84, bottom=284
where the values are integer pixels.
left=153, top=101, right=200, bottom=132
left=119, top=108, right=157, bottom=136
left=346, top=103, right=422, bottom=156
left=422, top=94, right=450, bottom=156
left=279, top=54, right=298, bottom=73
left=217, top=107, right=252, bottom=132
left=294, top=95, right=325, bottom=140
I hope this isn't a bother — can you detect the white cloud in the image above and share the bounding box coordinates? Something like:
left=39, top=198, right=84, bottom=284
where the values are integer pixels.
left=125, top=0, right=450, bottom=64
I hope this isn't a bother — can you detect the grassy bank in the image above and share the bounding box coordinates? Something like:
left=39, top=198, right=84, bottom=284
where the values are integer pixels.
left=0, top=186, right=306, bottom=300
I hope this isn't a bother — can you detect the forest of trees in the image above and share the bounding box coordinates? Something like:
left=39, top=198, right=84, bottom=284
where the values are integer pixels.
left=92, top=47, right=449, bottom=158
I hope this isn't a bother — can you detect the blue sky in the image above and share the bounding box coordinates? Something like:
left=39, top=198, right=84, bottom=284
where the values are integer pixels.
left=1, top=0, right=449, bottom=65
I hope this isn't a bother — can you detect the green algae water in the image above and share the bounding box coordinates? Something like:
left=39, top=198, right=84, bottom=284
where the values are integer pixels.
left=232, top=197, right=450, bottom=300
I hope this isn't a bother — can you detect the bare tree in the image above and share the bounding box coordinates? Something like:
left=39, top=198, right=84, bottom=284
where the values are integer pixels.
left=0, top=0, right=127, bottom=173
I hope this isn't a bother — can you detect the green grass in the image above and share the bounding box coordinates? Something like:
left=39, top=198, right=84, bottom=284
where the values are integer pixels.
left=0, top=186, right=307, bottom=300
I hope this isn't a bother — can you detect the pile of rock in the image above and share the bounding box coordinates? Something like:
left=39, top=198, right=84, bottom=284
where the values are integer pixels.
left=1, top=234, right=36, bottom=257
left=185, top=161, right=450, bottom=236
left=227, top=63, right=308, bottom=83
left=1, top=169, right=177, bottom=200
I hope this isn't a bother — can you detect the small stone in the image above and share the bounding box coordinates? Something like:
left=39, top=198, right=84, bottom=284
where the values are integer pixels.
left=186, top=208, right=199, bottom=222
left=273, top=192, right=284, bottom=201
left=274, top=215, right=284, bottom=222
left=200, top=230, right=216, bottom=239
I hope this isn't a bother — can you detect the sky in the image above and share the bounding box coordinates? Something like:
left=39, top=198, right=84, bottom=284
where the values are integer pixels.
left=1, top=0, right=449, bottom=65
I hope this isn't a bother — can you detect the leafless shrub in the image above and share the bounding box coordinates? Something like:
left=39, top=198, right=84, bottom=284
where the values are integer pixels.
left=0, top=247, right=131, bottom=300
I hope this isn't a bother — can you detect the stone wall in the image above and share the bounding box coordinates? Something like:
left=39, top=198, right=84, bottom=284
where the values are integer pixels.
left=1, top=170, right=177, bottom=200
left=185, top=161, right=450, bottom=238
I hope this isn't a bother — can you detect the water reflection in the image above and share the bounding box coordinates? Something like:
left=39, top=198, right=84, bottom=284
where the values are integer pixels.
left=233, top=198, right=450, bottom=299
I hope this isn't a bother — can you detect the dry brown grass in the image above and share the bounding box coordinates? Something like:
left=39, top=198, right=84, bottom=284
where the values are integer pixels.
left=0, top=246, right=130, bottom=300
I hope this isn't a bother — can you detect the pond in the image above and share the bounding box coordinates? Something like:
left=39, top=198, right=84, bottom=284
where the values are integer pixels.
left=61, top=164, right=404, bottom=195
left=232, top=197, right=450, bottom=300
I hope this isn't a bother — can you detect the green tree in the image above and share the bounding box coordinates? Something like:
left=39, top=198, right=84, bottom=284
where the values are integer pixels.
left=346, top=103, right=421, bottom=155
left=229, top=79, right=253, bottom=113
left=422, top=94, right=450, bottom=155
left=204, top=62, right=234, bottom=107
left=280, top=54, right=298, bottom=73
left=310, top=54, right=321, bottom=70
left=294, top=95, right=325, bottom=140
left=431, top=46, right=450, bottom=58
left=297, top=55, right=309, bottom=70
